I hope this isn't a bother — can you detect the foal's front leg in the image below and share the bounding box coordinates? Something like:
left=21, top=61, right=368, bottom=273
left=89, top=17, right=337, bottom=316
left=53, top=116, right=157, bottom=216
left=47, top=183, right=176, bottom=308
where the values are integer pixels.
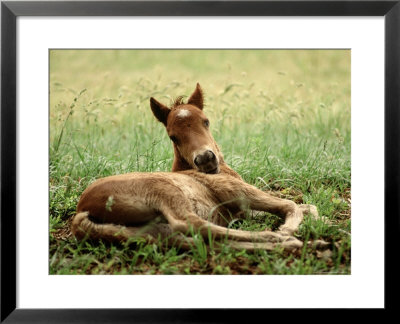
left=244, top=185, right=319, bottom=235
left=212, top=178, right=307, bottom=236
left=247, top=189, right=303, bottom=236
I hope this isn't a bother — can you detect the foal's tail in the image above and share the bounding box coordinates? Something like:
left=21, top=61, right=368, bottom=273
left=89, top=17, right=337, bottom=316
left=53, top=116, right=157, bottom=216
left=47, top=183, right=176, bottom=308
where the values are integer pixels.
left=70, top=212, right=195, bottom=249
left=71, top=212, right=134, bottom=242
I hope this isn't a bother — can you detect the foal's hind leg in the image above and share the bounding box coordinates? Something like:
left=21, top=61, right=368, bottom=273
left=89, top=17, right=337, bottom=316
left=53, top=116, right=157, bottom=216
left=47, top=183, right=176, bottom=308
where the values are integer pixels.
left=150, top=180, right=303, bottom=250
left=72, top=212, right=196, bottom=250
left=148, top=221, right=301, bottom=251
left=160, top=206, right=302, bottom=250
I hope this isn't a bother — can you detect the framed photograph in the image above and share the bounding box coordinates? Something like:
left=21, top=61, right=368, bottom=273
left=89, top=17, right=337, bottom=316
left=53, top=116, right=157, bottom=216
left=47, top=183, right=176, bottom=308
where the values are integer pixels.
left=1, top=0, right=398, bottom=321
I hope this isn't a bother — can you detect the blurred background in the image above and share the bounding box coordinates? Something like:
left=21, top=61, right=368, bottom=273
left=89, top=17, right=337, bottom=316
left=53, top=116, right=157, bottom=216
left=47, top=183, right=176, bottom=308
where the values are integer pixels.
left=50, top=49, right=350, bottom=182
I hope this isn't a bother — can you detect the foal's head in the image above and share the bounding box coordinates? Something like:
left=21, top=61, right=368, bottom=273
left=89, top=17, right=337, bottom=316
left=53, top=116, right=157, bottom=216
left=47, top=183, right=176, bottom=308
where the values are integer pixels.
left=150, top=83, right=222, bottom=174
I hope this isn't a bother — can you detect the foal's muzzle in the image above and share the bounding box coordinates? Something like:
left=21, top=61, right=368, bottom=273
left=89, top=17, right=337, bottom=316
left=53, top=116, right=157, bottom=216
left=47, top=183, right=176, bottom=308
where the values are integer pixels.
left=194, top=150, right=219, bottom=174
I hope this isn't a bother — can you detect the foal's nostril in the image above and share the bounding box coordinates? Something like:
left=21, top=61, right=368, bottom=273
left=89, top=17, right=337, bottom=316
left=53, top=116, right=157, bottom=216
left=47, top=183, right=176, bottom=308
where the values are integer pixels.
left=206, top=150, right=216, bottom=160
left=195, top=150, right=216, bottom=168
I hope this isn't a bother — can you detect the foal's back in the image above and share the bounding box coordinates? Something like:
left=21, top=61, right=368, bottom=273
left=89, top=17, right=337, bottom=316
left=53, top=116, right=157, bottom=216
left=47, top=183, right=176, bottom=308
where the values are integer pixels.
left=76, top=171, right=225, bottom=226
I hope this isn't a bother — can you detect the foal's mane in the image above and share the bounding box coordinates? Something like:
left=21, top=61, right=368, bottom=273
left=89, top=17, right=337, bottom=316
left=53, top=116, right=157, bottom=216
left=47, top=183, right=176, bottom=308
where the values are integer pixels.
left=170, top=96, right=185, bottom=109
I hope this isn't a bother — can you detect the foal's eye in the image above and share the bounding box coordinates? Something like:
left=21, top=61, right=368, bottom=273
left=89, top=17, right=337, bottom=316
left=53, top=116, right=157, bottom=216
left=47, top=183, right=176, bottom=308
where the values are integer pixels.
left=169, top=135, right=178, bottom=144
left=204, top=119, right=210, bottom=127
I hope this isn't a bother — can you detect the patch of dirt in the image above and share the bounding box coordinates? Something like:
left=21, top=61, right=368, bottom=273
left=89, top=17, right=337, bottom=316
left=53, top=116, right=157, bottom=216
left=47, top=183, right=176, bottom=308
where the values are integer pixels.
left=52, top=217, right=73, bottom=241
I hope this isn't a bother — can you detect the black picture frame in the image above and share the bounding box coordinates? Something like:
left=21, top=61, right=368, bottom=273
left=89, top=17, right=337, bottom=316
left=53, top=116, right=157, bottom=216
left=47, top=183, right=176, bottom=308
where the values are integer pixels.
left=1, top=0, right=399, bottom=322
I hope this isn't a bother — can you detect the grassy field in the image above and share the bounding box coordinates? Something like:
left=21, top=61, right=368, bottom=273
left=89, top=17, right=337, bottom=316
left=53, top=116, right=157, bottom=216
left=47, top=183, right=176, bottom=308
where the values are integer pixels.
left=49, top=50, right=351, bottom=275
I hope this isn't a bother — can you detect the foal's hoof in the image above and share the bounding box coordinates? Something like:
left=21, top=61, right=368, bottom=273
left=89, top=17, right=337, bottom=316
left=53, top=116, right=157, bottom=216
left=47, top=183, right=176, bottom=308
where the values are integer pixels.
left=282, top=236, right=303, bottom=249
left=299, top=204, right=319, bottom=218
left=277, top=226, right=295, bottom=236
left=308, top=239, right=330, bottom=250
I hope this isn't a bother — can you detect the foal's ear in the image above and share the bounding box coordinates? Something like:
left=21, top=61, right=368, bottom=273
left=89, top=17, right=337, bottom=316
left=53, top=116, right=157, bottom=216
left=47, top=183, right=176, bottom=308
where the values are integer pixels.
left=150, top=97, right=170, bottom=126
left=187, top=83, right=204, bottom=110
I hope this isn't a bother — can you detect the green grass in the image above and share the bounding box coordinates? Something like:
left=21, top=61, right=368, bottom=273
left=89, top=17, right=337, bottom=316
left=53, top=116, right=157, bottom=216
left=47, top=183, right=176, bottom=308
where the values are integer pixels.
left=49, top=49, right=351, bottom=275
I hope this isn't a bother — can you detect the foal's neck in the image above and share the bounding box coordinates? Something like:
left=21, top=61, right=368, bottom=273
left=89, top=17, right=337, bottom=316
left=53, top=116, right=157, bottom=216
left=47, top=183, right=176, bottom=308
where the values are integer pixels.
left=171, top=146, right=192, bottom=172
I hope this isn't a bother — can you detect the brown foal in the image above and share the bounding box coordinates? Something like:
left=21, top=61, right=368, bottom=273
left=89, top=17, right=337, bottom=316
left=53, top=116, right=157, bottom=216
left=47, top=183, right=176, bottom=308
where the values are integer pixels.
left=71, top=83, right=318, bottom=251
